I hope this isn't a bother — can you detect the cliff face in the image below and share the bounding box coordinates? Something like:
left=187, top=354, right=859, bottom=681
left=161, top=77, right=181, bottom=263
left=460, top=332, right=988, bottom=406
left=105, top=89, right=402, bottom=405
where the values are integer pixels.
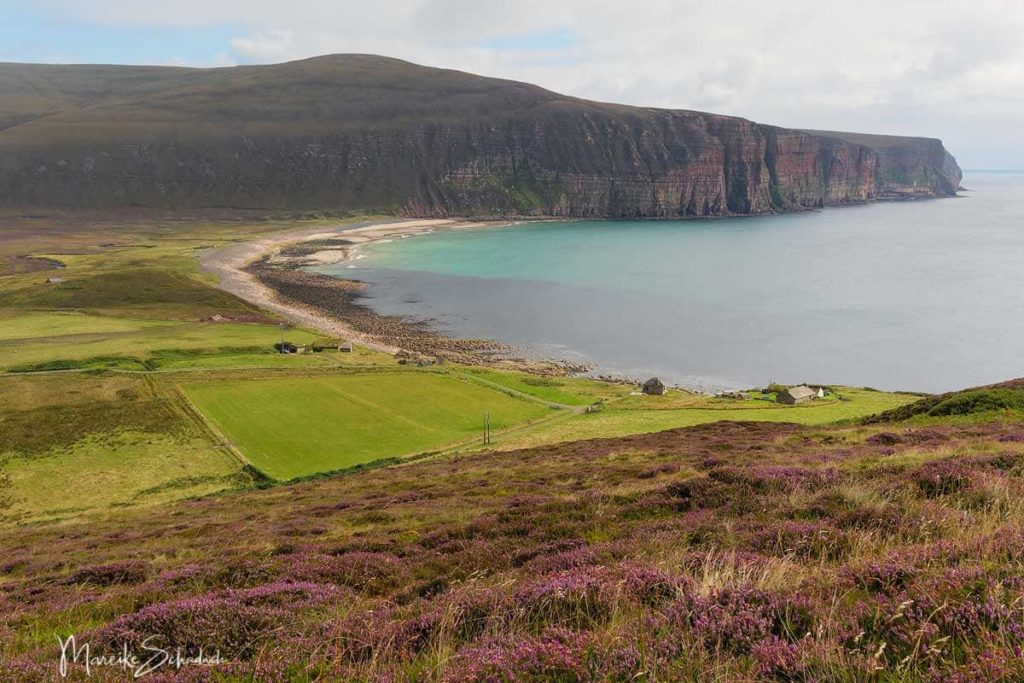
left=0, top=55, right=961, bottom=217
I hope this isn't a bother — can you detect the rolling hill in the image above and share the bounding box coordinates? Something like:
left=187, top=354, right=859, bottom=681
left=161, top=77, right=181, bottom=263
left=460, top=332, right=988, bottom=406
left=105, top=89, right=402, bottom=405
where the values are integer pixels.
left=0, top=54, right=961, bottom=216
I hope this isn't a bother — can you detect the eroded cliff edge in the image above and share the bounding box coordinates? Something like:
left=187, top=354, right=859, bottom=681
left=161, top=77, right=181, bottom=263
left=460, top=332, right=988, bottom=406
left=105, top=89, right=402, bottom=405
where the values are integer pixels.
left=0, top=55, right=961, bottom=217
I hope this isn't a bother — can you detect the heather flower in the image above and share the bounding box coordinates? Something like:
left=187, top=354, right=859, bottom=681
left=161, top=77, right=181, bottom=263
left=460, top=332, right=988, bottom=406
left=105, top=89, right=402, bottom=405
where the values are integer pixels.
left=617, top=562, right=684, bottom=606
left=149, top=563, right=212, bottom=591
left=513, top=569, right=615, bottom=629
left=845, top=560, right=917, bottom=594
left=64, top=560, right=150, bottom=586
left=90, top=582, right=341, bottom=658
left=212, top=558, right=279, bottom=588
left=912, top=460, right=977, bottom=498
left=998, top=432, right=1024, bottom=443
left=285, top=551, right=405, bottom=595
left=443, top=630, right=593, bottom=683
left=744, top=465, right=841, bottom=492
left=0, top=656, right=49, bottom=683
left=867, top=432, right=904, bottom=446
left=853, top=565, right=1024, bottom=666
left=750, top=635, right=804, bottom=677
left=679, top=587, right=815, bottom=654
left=929, top=646, right=1024, bottom=683
left=745, top=520, right=849, bottom=560
left=524, top=546, right=600, bottom=575
left=513, top=538, right=587, bottom=568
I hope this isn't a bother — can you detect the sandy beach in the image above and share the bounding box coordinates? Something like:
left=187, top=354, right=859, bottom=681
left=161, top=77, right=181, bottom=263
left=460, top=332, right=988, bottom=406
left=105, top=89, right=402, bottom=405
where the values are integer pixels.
left=198, top=218, right=512, bottom=357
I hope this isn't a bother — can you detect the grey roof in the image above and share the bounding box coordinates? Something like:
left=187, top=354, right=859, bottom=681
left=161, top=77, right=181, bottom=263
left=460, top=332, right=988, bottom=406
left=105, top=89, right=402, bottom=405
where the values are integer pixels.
left=784, top=385, right=816, bottom=399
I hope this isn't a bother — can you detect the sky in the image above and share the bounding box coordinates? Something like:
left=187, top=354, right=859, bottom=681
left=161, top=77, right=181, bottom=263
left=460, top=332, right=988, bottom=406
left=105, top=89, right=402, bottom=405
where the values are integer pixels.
left=2, top=0, right=1023, bottom=169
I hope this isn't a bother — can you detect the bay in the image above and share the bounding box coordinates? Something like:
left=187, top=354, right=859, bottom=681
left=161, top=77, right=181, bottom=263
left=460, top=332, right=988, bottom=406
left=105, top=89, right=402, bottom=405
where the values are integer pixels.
left=315, top=172, right=1024, bottom=393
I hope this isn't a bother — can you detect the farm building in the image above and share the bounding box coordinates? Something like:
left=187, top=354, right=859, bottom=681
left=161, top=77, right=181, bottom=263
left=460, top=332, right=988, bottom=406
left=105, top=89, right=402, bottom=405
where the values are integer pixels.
left=311, top=339, right=353, bottom=352
left=46, top=276, right=64, bottom=284
left=274, top=342, right=308, bottom=354
left=642, top=378, right=666, bottom=395
left=777, top=385, right=816, bottom=405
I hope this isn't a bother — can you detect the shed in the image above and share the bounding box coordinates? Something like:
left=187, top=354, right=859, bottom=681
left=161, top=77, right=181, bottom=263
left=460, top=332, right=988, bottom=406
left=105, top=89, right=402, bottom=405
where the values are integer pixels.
left=47, top=277, right=64, bottom=284
left=777, top=385, right=816, bottom=405
left=338, top=341, right=353, bottom=352
left=274, top=341, right=298, bottom=354
left=642, top=377, right=666, bottom=396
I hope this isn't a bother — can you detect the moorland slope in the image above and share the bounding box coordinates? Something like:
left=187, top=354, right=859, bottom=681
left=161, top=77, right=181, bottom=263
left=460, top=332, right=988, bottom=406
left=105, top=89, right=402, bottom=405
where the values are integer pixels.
left=3, top=382, right=1024, bottom=681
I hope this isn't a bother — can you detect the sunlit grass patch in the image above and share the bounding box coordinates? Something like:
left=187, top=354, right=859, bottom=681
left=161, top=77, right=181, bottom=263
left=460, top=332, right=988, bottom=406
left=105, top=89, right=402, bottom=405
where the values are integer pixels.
left=182, top=371, right=552, bottom=480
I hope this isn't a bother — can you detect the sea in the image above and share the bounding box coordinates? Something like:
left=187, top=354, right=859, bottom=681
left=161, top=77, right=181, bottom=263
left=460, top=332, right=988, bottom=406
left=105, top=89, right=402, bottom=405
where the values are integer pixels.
left=314, top=171, right=1024, bottom=393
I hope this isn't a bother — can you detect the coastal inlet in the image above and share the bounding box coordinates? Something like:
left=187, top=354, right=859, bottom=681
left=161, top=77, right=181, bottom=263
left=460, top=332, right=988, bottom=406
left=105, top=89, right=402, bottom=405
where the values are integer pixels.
left=314, top=172, right=1024, bottom=394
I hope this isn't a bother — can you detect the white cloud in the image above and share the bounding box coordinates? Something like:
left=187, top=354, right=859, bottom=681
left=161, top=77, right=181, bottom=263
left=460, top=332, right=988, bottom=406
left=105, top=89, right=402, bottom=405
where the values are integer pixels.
left=28, top=0, right=1024, bottom=166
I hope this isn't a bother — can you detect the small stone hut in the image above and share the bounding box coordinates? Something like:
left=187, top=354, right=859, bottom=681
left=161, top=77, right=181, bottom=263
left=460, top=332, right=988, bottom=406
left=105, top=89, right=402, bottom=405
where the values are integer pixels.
left=642, top=377, right=666, bottom=396
left=776, top=385, right=816, bottom=405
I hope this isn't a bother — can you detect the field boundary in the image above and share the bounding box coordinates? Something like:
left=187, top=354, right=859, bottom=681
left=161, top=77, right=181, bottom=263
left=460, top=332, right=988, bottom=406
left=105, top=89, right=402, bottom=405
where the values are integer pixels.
left=447, top=369, right=583, bottom=411
left=169, top=384, right=267, bottom=478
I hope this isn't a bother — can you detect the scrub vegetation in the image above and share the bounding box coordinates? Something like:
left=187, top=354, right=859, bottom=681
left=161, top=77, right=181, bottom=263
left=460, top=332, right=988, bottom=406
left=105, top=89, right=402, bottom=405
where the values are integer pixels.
left=3, top=382, right=1024, bottom=681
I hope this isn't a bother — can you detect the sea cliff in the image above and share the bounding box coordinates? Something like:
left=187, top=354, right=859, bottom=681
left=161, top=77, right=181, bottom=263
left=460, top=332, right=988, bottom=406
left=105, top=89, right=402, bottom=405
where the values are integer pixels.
left=0, top=55, right=961, bottom=217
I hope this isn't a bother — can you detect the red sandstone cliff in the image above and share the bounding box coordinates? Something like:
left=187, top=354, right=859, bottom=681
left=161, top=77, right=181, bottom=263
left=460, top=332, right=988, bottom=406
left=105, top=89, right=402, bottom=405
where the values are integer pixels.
left=0, top=55, right=961, bottom=216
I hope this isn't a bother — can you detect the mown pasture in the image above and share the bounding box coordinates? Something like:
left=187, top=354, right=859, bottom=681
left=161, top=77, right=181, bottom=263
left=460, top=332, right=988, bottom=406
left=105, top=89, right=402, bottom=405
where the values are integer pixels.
left=182, top=372, right=553, bottom=479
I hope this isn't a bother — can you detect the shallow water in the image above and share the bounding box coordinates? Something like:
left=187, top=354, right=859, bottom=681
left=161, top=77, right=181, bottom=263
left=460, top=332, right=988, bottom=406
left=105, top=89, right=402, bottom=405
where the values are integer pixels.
left=315, top=172, right=1024, bottom=393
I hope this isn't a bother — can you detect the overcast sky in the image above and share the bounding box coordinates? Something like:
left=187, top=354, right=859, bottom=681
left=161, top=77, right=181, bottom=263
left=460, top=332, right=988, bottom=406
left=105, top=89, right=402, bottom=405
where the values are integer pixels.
left=4, top=0, right=1023, bottom=169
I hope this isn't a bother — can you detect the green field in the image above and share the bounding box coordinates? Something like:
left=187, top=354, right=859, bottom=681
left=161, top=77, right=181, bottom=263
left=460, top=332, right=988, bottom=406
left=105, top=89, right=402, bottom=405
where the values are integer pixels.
left=0, top=373, right=254, bottom=525
left=183, top=372, right=553, bottom=479
left=486, top=387, right=918, bottom=451
left=2, top=432, right=244, bottom=525
left=0, top=310, right=339, bottom=370
left=461, top=367, right=628, bottom=405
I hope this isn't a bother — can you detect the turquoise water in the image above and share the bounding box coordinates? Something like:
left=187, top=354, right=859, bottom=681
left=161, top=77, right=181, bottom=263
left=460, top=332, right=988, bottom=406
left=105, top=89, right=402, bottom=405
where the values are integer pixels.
left=317, top=172, right=1024, bottom=392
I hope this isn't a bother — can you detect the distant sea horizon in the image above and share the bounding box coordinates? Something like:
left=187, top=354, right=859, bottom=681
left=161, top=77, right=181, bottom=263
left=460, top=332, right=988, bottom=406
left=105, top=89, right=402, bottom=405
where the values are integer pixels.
left=315, top=171, right=1024, bottom=394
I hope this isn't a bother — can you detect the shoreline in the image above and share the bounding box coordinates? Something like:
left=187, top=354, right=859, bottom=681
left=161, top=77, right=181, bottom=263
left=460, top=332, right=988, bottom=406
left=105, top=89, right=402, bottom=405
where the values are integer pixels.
left=198, top=217, right=583, bottom=371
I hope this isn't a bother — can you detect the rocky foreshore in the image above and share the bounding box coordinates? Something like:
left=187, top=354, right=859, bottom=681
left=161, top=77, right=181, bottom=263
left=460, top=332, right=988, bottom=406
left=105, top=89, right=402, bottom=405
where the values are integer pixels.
left=249, top=261, right=511, bottom=363
left=200, top=218, right=589, bottom=374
